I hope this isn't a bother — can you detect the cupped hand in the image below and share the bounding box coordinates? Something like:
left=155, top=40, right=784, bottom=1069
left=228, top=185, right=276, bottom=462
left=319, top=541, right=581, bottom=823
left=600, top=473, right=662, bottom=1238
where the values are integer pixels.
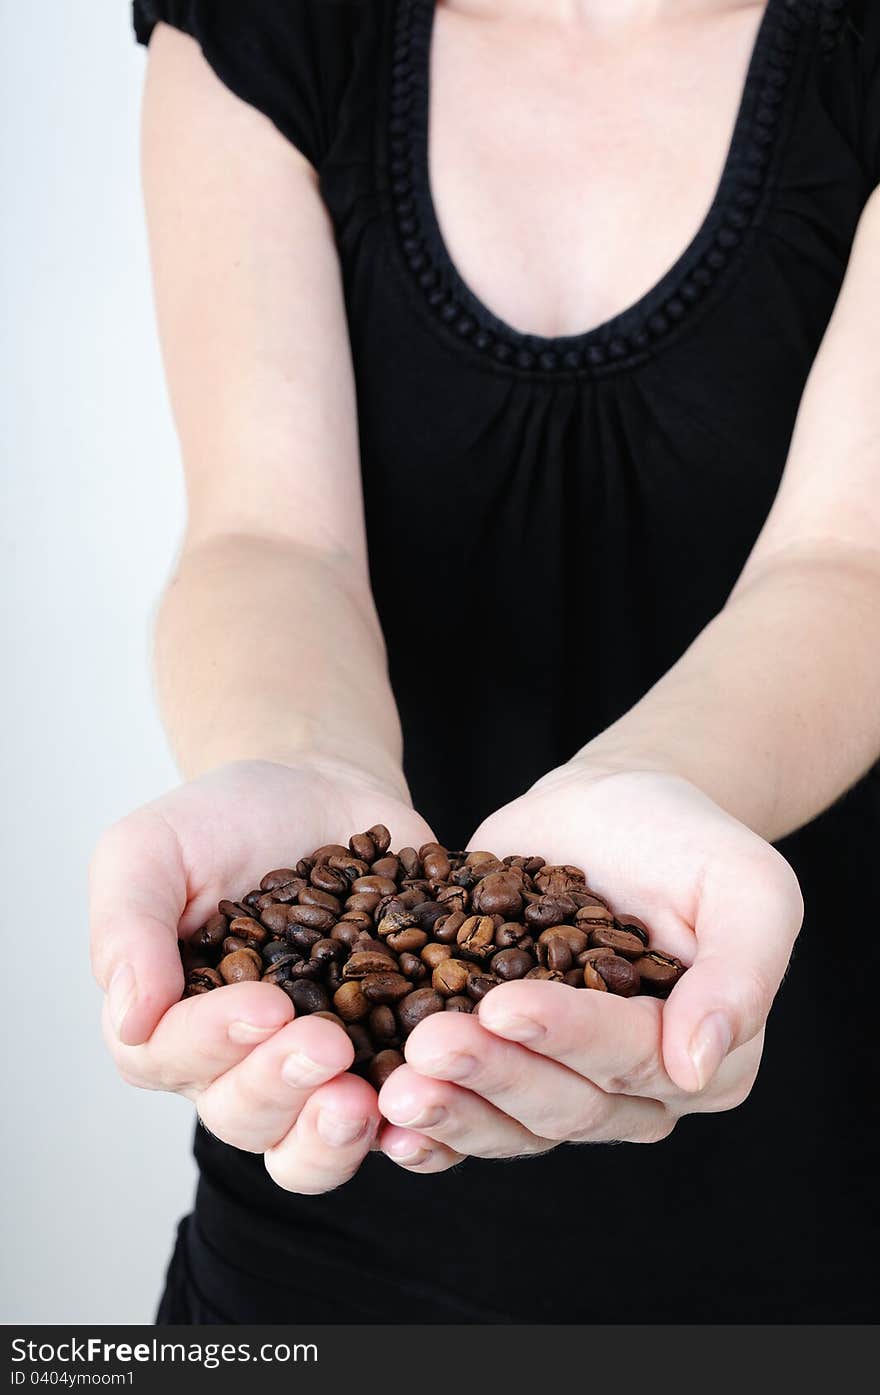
left=376, top=766, right=804, bottom=1173
left=89, top=757, right=436, bottom=1193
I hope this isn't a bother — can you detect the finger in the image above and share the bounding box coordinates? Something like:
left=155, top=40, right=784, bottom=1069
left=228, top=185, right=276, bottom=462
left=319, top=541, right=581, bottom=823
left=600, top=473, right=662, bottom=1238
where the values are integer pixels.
left=662, top=849, right=803, bottom=1093
left=380, top=1063, right=549, bottom=1158
left=478, top=979, right=673, bottom=1098
left=89, top=810, right=188, bottom=1045
left=264, top=1073, right=380, bottom=1195
left=104, top=979, right=293, bottom=1094
left=402, top=1014, right=669, bottom=1143
left=377, top=1122, right=465, bottom=1173
left=196, top=1016, right=354, bottom=1152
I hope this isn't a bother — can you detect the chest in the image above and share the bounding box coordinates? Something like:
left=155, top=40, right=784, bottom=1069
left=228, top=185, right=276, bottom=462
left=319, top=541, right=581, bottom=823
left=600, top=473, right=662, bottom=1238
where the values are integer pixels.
left=427, top=1, right=768, bottom=338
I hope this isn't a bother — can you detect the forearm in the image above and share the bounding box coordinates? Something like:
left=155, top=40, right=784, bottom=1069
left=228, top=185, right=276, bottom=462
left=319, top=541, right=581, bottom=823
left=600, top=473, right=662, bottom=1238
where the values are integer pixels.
left=576, top=546, right=880, bottom=841
left=155, top=530, right=408, bottom=798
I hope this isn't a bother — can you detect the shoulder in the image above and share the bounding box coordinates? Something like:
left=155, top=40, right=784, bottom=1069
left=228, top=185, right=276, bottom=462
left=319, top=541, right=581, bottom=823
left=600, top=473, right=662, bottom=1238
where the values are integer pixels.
left=132, top=0, right=393, bottom=170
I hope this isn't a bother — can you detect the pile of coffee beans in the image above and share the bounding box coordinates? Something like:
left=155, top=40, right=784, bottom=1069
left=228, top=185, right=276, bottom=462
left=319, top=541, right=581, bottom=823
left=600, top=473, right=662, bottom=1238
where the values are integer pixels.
left=181, top=826, right=685, bottom=1088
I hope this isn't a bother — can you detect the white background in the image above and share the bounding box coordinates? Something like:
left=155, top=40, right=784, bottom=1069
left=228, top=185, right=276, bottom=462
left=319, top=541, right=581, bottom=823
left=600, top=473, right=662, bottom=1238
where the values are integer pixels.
left=2, top=2, right=197, bottom=1321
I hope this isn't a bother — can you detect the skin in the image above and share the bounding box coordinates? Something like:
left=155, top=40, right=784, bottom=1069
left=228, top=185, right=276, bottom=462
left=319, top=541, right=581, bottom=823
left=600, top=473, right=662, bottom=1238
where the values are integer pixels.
left=91, top=1, right=880, bottom=1191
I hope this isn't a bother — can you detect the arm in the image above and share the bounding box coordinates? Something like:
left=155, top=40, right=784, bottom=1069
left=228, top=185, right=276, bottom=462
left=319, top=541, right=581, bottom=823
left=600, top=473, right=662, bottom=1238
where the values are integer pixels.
left=143, top=22, right=404, bottom=797
left=577, top=188, right=880, bottom=842
left=375, top=193, right=880, bottom=1175
left=90, top=26, right=434, bottom=1195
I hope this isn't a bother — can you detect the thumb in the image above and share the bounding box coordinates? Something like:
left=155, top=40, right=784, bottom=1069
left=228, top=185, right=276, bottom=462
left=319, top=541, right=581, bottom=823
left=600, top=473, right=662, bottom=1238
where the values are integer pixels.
left=661, top=846, right=804, bottom=1092
left=89, top=808, right=188, bottom=1046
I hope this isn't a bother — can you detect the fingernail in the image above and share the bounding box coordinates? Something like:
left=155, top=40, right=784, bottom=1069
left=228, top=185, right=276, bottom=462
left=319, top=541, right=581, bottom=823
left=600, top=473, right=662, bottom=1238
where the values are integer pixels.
left=108, top=963, right=136, bottom=1038
left=488, top=1014, right=546, bottom=1044
left=317, top=1111, right=370, bottom=1148
left=689, top=1012, right=732, bottom=1090
left=227, top=1021, right=278, bottom=1045
left=426, top=1053, right=476, bottom=1081
left=392, top=1104, right=447, bottom=1130
left=281, top=1050, right=335, bottom=1088
left=391, top=1146, right=433, bottom=1167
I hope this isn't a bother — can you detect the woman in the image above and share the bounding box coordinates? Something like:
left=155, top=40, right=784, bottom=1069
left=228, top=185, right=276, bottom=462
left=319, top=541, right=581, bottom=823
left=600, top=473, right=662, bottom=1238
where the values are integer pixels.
left=93, top=0, right=880, bottom=1322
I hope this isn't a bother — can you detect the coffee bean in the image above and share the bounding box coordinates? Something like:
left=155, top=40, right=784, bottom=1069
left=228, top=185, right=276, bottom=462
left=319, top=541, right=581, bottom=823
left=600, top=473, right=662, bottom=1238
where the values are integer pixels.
left=328, top=853, right=371, bottom=883
left=542, top=936, right=573, bottom=974
left=537, top=924, right=589, bottom=956
left=421, top=942, right=454, bottom=970
left=368, top=1005, right=398, bottom=1043
left=309, top=865, right=349, bottom=897
left=615, top=914, right=650, bottom=946
left=466, top=971, right=498, bottom=1001
left=397, top=988, right=445, bottom=1034
left=343, top=950, right=399, bottom=979
left=456, top=915, right=495, bottom=957
left=490, top=948, right=534, bottom=981
left=471, top=871, right=524, bottom=918
left=574, top=903, right=616, bottom=928
left=525, top=895, right=577, bottom=931
left=289, top=980, right=330, bottom=1015
left=193, top=913, right=228, bottom=951
left=290, top=926, right=324, bottom=953
left=349, top=832, right=378, bottom=863
left=563, top=969, right=584, bottom=988
left=228, top=916, right=268, bottom=949
left=432, top=958, right=471, bottom=996
left=298, top=887, right=342, bottom=914
left=260, top=868, right=298, bottom=892
left=368, top=1049, right=405, bottom=1090
left=351, top=875, right=398, bottom=896
left=366, top=824, right=392, bottom=855
left=333, top=980, right=370, bottom=1022
left=361, top=972, right=411, bottom=1004
left=184, top=967, right=222, bottom=996
left=583, top=962, right=609, bottom=991
left=444, top=995, right=473, bottom=1013
left=310, top=937, right=344, bottom=965
left=347, top=1023, right=373, bottom=1067
left=534, top=864, right=586, bottom=896
left=377, top=908, right=419, bottom=938
left=634, top=950, right=684, bottom=995
left=594, top=955, right=641, bottom=997
left=288, top=904, right=336, bottom=932
left=312, top=843, right=349, bottom=866
left=397, top=847, right=421, bottom=880
left=398, top=952, right=426, bottom=981
left=219, top=949, right=262, bottom=984
left=419, top=842, right=452, bottom=882
left=218, top=899, right=253, bottom=921
left=589, top=925, right=646, bottom=960
left=386, top=927, right=427, bottom=954
left=312, top=1011, right=345, bottom=1029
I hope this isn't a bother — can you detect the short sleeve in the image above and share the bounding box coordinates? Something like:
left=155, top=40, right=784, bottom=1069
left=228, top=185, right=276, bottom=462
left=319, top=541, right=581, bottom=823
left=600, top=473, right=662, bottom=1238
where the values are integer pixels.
left=132, top=0, right=366, bottom=171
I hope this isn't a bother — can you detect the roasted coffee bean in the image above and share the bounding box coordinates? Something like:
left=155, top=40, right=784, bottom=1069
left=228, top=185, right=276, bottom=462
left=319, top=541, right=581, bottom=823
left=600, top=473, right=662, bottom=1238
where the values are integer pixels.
left=541, top=936, right=574, bottom=974
left=349, top=831, right=378, bottom=863
left=366, top=823, right=392, bottom=855
left=537, top=924, right=590, bottom=956
left=369, top=1005, right=398, bottom=1043
left=219, top=949, right=262, bottom=984
left=398, top=952, right=426, bottom=981
left=471, top=871, right=524, bottom=918
left=347, top=1023, right=373, bottom=1067
left=534, top=864, right=586, bottom=895
left=218, top=899, right=253, bottom=921
left=495, top=921, right=529, bottom=949
left=228, top=916, right=268, bottom=948
left=337, top=912, right=373, bottom=934
left=290, top=958, right=322, bottom=981
left=290, top=926, right=324, bottom=953
left=524, top=966, right=564, bottom=983
left=193, top=913, right=228, bottom=951
left=184, top=966, right=223, bottom=996
left=333, top=980, right=370, bottom=1023
left=271, top=879, right=308, bottom=903
left=589, top=925, right=646, bottom=960
left=262, top=939, right=300, bottom=968
left=456, top=915, right=495, bottom=957
left=615, top=914, right=650, bottom=946
left=343, top=950, right=399, bottom=979
left=579, top=945, right=618, bottom=967
left=345, top=891, right=383, bottom=915
left=421, top=942, right=454, bottom=970
left=432, top=958, right=471, bottom=996
left=525, top=895, right=576, bottom=932
left=260, top=903, right=293, bottom=936
left=361, top=972, right=411, bottom=1004
left=397, top=987, right=445, bottom=1034
left=594, top=955, right=641, bottom=997
left=310, top=864, right=349, bottom=897
left=326, top=960, right=344, bottom=993
left=444, top=995, right=473, bottom=1013
left=311, top=937, right=344, bottom=965
left=466, top=971, right=498, bottom=1001
left=634, top=950, right=684, bottom=995
left=397, top=847, right=421, bottom=879
left=328, top=853, right=370, bottom=883
left=351, top=875, right=398, bottom=897
left=222, top=935, right=249, bottom=956
left=490, top=948, right=534, bottom=981
left=436, top=884, right=469, bottom=913
left=298, top=887, right=342, bottom=914
left=574, top=903, right=616, bottom=927
left=260, top=868, right=298, bottom=892
left=583, top=962, right=609, bottom=991
left=370, top=855, right=401, bottom=881
left=410, top=900, right=449, bottom=932
left=368, top=1049, right=405, bottom=1090
left=433, top=910, right=467, bottom=944
left=420, top=842, right=452, bottom=882
left=563, top=969, right=584, bottom=988
left=288, top=904, right=336, bottom=932
left=331, top=922, right=361, bottom=951
left=386, top=927, right=427, bottom=954
left=288, top=980, right=330, bottom=1015
left=262, top=964, right=293, bottom=987
left=377, top=908, right=419, bottom=938
left=353, top=935, right=395, bottom=959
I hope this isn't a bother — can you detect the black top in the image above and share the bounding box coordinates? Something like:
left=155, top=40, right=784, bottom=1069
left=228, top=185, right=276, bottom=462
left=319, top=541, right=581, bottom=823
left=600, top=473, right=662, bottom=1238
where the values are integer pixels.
left=134, top=0, right=880, bottom=1323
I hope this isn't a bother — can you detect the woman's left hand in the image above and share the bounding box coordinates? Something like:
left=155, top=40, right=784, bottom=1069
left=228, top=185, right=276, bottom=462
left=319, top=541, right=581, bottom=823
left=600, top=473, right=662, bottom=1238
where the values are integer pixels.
left=376, top=763, right=804, bottom=1172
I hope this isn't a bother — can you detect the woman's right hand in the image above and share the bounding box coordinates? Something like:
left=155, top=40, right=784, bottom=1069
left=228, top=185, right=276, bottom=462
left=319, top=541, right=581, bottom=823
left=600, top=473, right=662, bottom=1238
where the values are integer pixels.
left=89, top=757, right=436, bottom=1194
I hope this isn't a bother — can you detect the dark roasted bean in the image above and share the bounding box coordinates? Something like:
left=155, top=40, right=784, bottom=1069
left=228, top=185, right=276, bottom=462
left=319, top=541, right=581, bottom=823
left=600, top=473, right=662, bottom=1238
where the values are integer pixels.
left=368, top=1049, right=405, bottom=1090
left=397, top=987, right=445, bottom=1034
left=634, top=950, right=685, bottom=995
left=219, top=949, right=262, bottom=984
left=361, top=972, right=411, bottom=1004
left=444, top=995, right=473, bottom=1013
left=594, top=955, right=641, bottom=997
left=589, top=925, right=646, bottom=960
left=490, top=948, right=534, bottom=981
left=184, top=967, right=223, bottom=996
left=333, top=980, right=370, bottom=1022
left=289, top=980, right=330, bottom=1015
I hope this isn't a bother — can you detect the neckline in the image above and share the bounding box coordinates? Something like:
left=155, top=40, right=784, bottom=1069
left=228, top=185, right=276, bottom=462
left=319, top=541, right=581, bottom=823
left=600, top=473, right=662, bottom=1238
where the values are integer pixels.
left=388, top=0, right=810, bottom=377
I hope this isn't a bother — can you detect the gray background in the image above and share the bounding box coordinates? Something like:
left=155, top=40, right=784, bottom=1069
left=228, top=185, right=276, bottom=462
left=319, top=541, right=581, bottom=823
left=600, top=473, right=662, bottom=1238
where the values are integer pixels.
left=2, top=2, right=197, bottom=1320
